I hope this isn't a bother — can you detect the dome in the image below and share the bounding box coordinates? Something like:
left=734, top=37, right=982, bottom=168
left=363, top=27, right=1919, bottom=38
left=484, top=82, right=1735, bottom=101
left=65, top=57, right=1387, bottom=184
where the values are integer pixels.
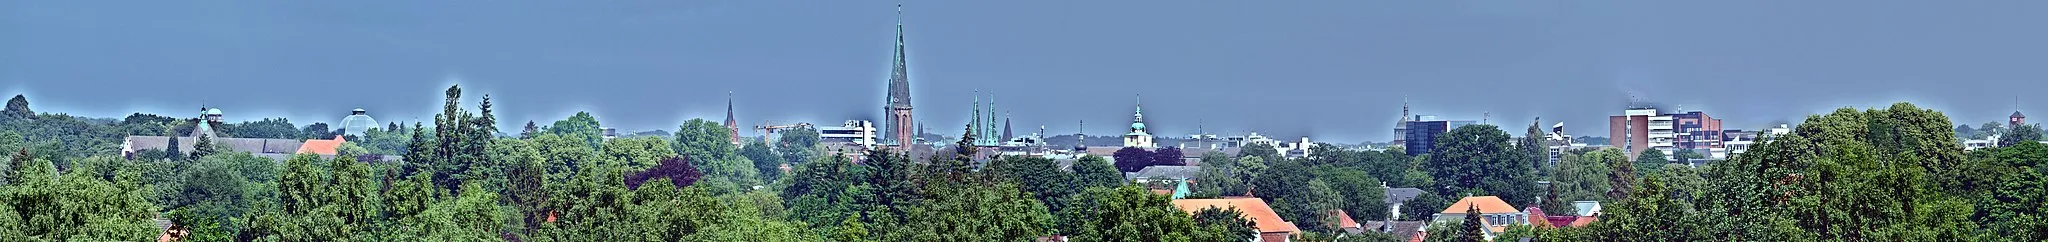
left=204, top=108, right=224, bottom=115
left=1131, top=122, right=1146, bottom=130
left=340, top=109, right=379, bottom=137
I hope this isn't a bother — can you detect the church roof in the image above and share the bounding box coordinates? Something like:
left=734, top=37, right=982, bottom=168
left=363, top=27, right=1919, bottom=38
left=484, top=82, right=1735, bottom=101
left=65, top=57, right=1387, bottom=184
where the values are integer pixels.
left=2014, top=111, right=2027, bottom=118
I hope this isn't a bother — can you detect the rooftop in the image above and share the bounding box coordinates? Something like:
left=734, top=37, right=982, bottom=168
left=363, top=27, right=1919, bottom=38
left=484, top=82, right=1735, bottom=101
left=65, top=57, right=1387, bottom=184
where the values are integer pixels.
left=1439, top=196, right=1519, bottom=214
left=1172, top=197, right=1299, bottom=234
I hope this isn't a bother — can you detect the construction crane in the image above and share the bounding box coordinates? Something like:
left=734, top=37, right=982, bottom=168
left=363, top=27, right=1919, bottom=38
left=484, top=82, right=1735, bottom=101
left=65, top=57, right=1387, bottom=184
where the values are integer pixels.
left=754, top=121, right=814, bottom=135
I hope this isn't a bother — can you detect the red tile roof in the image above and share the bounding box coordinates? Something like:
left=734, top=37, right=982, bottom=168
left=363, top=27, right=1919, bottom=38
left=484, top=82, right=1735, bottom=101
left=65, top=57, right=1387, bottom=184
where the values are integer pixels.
left=1439, top=196, right=1519, bottom=214
left=1332, top=210, right=1361, bottom=229
left=295, top=135, right=346, bottom=155
left=1172, top=197, right=1300, bottom=234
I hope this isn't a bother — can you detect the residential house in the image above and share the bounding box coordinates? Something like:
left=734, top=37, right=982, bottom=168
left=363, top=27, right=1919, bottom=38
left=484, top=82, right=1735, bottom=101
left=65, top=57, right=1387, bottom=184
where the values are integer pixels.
left=1360, top=221, right=1427, bottom=242
left=1173, top=197, right=1300, bottom=242
left=296, top=135, right=346, bottom=156
left=1431, top=196, right=1527, bottom=240
left=1384, top=186, right=1426, bottom=220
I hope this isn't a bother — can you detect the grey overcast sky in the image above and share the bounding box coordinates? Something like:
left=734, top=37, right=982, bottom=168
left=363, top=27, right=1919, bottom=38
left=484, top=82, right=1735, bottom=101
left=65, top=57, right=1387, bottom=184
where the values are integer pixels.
left=6, top=0, right=2048, bottom=143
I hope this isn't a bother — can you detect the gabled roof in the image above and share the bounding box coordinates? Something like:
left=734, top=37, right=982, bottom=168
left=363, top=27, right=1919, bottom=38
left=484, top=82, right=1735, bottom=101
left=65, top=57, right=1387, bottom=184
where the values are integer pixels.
left=1439, top=196, right=1519, bottom=214
left=1385, top=188, right=1425, bottom=204
left=296, top=135, right=346, bottom=155
left=1128, top=165, right=1200, bottom=180
left=1172, top=197, right=1299, bottom=234
left=1332, top=210, right=1361, bottom=230
left=2015, top=111, right=2028, bottom=118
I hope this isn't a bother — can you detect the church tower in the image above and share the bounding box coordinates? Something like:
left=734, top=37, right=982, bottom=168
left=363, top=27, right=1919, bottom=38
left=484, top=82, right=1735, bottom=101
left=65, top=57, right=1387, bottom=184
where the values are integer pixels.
left=725, top=91, right=741, bottom=145
left=882, top=3, right=916, bottom=148
left=1123, top=95, right=1155, bottom=148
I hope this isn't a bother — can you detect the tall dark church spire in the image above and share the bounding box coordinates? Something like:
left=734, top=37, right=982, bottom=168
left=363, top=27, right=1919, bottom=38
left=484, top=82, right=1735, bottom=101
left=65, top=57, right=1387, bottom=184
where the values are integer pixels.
left=725, top=91, right=740, bottom=145
left=882, top=3, right=916, bottom=147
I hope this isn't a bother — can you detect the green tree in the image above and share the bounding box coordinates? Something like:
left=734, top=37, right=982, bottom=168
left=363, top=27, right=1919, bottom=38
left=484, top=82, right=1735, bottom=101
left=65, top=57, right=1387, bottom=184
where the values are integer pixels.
left=2002, top=123, right=2044, bottom=147
left=1315, top=168, right=1389, bottom=220
left=1550, top=148, right=1620, bottom=212
left=739, top=139, right=782, bottom=180
left=548, top=112, right=604, bottom=148
left=985, top=155, right=1078, bottom=206
left=0, top=154, right=159, bottom=241
left=899, top=182, right=1054, bottom=241
left=1239, top=142, right=1280, bottom=162
left=1424, top=124, right=1539, bottom=206
left=1059, top=186, right=1196, bottom=241
left=2, top=95, right=28, bottom=120
left=1190, top=207, right=1257, bottom=242
left=674, top=118, right=757, bottom=191
left=1671, top=148, right=1704, bottom=165
left=1633, top=148, right=1668, bottom=176
left=1400, top=192, right=1448, bottom=221
left=190, top=134, right=218, bottom=160
left=1458, top=204, right=1485, bottom=242
left=600, top=136, right=676, bottom=171
left=1072, top=155, right=1123, bottom=190
left=775, top=126, right=821, bottom=165
left=163, top=136, right=182, bottom=161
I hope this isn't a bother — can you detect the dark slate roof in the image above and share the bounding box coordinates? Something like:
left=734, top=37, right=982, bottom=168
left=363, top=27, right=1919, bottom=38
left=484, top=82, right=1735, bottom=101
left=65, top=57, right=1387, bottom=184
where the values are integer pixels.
left=124, top=136, right=302, bottom=155
left=1367, top=221, right=1428, bottom=240
left=2015, top=111, right=2028, bottom=118
left=1127, top=165, right=1201, bottom=181
left=1385, top=187, right=1426, bottom=205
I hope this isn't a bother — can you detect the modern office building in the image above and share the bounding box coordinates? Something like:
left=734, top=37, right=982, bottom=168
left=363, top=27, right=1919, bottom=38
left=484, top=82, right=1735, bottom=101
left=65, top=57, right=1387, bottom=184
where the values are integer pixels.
left=819, top=120, right=879, bottom=148
left=1609, top=108, right=1671, bottom=161
left=1611, top=108, right=1725, bottom=162
left=1404, top=116, right=1476, bottom=156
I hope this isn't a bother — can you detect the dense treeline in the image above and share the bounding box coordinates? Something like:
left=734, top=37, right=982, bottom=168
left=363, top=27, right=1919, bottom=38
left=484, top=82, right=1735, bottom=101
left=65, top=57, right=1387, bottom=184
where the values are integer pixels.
left=1501, top=103, right=2048, bottom=241
left=0, top=88, right=1279, bottom=241
left=11, top=87, right=2048, bottom=241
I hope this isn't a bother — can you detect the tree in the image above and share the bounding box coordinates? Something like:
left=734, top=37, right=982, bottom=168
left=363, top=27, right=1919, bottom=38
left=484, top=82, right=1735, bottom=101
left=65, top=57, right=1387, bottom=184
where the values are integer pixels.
left=899, top=182, right=1054, bottom=241
left=1400, top=192, right=1448, bottom=221
left=1059, top=186, right=1197, bottom=241
left=1072, top=155, right=1124, bottom=190
left=521, top=121, right=540, bottom=139
left=549, top=112, right=604, bottom=148
left=673, top=118, right=758, bottom=191
left=626, top=157, right=703, bottom=189
left=1192, top=154, right=1252, bottom=198
left=0, top=154, right=159, bottom=241
left=1112, top=147, right=1155, bottom=173
left=2002, top=124, right=2043, bottom=147
left=189, top=134, right=218, bottom=160
left=1190, top=207, right=1257, bottom=242
left=1520, top=119, right=1549, bottom=174
left=163, top=136, right=182, bottom=161
left=1552, top=148, right=1620, bottom=212
left=3, top=95, right=29, bottom=120
left=1152, top=146, right=1186, bottom=166
left=1634, top=148, right=1668, bottom=176
left=1316, top=168, right=1389, bottom=220
left=1239, top=142, right=1280, bottom=161
left=1459, top=204, right=1485, bottom=242
left=986, top=155, right=1078, bottom=206
left=1671, top=148, right=1704, bottom=165
left=1980, top=122, right=2007, bottom=139
left=1955, top=124, right=1976, bottom=140
left=301, top=122, right=334, bottom=139
left=600, top=136, right=676, bottom=171
left=775, top=126, right=821, bottom=165
left=1424, top=124, right=1539, bottom=206
left=740, top=139, right=782, bottom=180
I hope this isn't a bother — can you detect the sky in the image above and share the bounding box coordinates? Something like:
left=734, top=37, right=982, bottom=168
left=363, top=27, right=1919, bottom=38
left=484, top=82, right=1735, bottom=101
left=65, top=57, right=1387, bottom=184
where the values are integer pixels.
left=6, top=0, right=2048, bottom=143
